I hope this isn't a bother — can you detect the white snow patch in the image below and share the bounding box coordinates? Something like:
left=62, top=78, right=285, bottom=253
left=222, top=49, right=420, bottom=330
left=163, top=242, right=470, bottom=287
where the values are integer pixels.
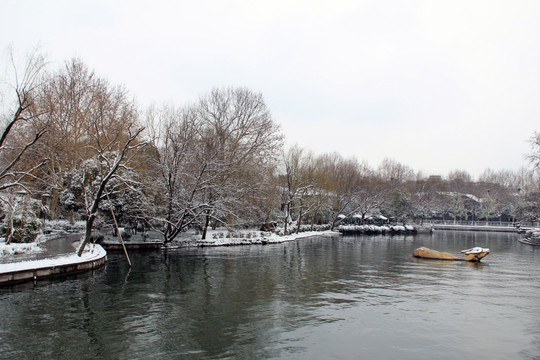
left=0, top=243, right=43, bottom=257
left=0, top=240, right=44, bottom=257
left=0, top=244, right=106, bottom=274
left=170, top=229, right=338, bottom=247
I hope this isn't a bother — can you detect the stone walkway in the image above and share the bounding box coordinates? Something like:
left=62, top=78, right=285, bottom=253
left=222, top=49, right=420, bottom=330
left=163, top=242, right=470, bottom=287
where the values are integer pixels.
left=0, top=234, right=82, bottom=264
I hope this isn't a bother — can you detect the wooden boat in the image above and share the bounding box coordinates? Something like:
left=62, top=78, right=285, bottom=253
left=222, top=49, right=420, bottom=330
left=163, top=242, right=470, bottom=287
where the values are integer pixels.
left=413, top=246, right=490, bottom=262
left=519, top=228, right=540, bottom=246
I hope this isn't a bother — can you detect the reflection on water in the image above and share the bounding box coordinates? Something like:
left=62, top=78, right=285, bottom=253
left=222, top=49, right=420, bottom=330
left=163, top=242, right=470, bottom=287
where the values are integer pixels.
left=1, top=231, right=539, bottom=359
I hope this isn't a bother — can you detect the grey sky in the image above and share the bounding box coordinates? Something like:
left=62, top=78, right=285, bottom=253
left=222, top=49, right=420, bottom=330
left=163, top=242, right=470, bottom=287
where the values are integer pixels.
left=2, top=0, right=539, bottom=177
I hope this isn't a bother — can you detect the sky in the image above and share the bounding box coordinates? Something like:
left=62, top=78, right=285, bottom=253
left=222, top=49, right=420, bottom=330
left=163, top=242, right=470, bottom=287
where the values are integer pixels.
left=1, top=0, right=539, bottom=178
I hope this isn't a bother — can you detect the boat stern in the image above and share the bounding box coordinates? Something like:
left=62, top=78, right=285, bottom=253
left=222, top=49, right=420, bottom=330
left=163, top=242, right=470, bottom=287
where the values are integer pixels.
left=461, top=247, right=490, bottom=262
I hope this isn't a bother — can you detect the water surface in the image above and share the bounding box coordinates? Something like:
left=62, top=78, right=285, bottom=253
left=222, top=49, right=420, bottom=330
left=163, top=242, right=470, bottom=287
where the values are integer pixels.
left=1, top=231, right=539, bottom=359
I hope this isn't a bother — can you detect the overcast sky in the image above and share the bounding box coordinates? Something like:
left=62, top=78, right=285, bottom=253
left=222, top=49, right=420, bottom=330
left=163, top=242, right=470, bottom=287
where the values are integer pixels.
left=2, top=0, right=539, bottom=178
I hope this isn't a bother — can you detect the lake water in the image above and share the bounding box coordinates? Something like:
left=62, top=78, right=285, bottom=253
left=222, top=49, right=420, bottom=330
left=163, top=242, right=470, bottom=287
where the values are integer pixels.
left=1, top=231, right=539, bottom=359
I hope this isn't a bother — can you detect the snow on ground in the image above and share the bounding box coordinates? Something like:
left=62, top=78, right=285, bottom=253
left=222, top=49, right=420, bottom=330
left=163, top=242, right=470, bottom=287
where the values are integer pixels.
left=182, top=229, right=338, bottom=247
left=44, top=220, right=86, bottom=233
left=0, top=240, right=44, bottom=257
left=0, top=220, right=86, bottom=259
left=0, top=244, right=106, bottom=273
left=0, top=234, right=49, bottom=257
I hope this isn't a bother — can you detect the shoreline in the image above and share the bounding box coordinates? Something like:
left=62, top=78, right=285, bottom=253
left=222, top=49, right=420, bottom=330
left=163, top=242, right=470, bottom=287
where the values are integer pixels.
left=0, top=223, right=526, bottom=286
left=0, top=244, right=107, bottom=286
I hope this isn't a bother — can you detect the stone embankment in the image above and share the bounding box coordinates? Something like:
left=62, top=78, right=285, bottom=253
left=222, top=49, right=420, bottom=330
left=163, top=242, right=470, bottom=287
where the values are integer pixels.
left=0, top=245, right=106, bottom=286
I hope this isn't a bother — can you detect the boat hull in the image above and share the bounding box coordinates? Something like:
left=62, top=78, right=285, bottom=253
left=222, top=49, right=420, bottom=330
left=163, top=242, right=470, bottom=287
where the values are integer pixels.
left=413, top=247, right=489, bottom=262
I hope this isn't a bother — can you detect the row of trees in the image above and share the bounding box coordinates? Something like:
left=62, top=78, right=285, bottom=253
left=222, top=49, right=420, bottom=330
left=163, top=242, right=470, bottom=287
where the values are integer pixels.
left=281, top=150, right=540, bottom=230
left=1, top=50, right=539, bottom=249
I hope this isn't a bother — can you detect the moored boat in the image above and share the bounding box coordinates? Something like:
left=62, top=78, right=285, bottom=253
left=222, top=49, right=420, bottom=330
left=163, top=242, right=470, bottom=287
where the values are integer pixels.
left=413, top=246, right=490, bottom=262
left=519, top=228, right=540, bottom=246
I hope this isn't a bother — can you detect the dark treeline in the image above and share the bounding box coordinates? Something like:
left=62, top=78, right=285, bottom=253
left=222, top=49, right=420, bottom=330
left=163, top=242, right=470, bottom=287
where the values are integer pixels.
left=1, top=52, right=539, bottom=247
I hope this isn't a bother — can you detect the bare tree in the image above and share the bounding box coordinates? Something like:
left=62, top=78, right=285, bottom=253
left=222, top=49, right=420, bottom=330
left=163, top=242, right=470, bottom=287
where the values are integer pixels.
left=318, top=153, right=364, bottom=230
left=30, top=59, right=101, bottom=219
left=141, top=88, right=282, bottom=242
left=409, top=176, right=445, bottom=224
left=351, top=174, right=388, bottom=224
left=528, top=132, right=540, bottom=170
left=378, top=158, right=415, bottom=185
left=0, top=49, right=49, bottom=243
left=281, top=145, right=316, bottom=234
left=77, top=125, right=145, bottom=256
left=0, top=48, right=48, bottom=194
left=142, top=104, right=209, bottom=243
left=196, top=88, right=283, bottom=238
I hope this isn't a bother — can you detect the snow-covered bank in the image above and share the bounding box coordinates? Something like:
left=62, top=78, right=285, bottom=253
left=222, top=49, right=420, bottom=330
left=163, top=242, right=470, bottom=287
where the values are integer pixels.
left=0, top=244, right=106, bottom=285
left=0, top=244, right=105, bottom=273
left=337, top=224, right=432, bottom=235
left=0, top=220, right=86, bottom=259
left=168, top=230, right=339, bottom=248
left=0, top=241, right=43, bottom=257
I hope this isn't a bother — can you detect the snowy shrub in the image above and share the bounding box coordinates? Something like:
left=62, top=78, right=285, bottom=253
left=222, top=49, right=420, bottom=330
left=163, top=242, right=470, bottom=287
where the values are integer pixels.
left=312, top=224, right=332, bottom=231
left=0, top=196, right=44, bottom=244
left=0, top=242, right=43, bottom=256
left=44, top=220, right=86, bottom=233
left=2, top=209, right=42, bottom=243
left=90, top=231, right=104, bottom=244
left=120, top=228, right=132, bottom=240
left=60, top=190, right=77, bottom=209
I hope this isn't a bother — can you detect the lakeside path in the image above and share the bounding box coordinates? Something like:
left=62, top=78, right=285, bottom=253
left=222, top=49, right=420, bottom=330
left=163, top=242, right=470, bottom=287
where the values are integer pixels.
left=0, top=244, right=106, bottom=286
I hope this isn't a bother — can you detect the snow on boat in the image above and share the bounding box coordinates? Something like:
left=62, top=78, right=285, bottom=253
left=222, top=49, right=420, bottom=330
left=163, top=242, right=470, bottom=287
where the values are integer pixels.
left=413, top=246, right=490, bottom=262
left=519, top=228, right=540, bottom=246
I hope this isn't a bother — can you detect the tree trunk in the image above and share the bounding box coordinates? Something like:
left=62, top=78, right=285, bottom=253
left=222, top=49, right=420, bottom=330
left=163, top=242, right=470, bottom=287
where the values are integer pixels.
left=283, top=202, right=290, bottom=234
left=202, top=210, right=211, bottom=240
left=296, top=207, right=303, bottom=234
left=330, top=213, right=339, bottom=231
left=78, top=213, right=97, bottom=256
left=295, top=198, right=305, bottom=234
left=49, top=188, right=59, bottom=220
